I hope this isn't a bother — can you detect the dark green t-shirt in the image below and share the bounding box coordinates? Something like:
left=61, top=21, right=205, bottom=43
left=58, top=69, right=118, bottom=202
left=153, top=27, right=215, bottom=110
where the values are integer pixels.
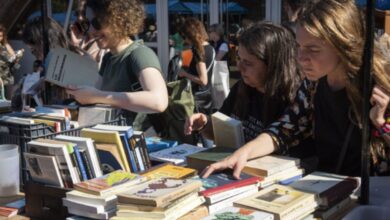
left=98, top=40, right=162, bottom=130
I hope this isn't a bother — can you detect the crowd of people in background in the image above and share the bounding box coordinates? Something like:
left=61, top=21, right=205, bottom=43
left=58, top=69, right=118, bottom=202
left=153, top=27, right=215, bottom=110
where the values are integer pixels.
left=1, top=0, right=390, bottom=177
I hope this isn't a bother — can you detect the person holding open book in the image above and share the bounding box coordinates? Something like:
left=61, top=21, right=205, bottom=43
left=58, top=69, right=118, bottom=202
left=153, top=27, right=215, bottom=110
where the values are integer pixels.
left=66, top=0, right=168, bottom=130
left=203, top=0, right=390, bottom=178
left=185, top=22, right=310, bottom=149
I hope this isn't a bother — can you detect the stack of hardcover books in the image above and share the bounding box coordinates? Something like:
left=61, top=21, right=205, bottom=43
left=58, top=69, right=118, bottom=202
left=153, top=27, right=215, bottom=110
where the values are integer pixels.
left=63, top=170, right=147, bottom=219
left=197, top=172, right=262, bottom=214
left=242, top=155, right=304, bottom=188
left=202, top=206, right=273, bottom=220
left=113, top=178, right=205, bottom=220
left=289, top=171, right=359, bottom=219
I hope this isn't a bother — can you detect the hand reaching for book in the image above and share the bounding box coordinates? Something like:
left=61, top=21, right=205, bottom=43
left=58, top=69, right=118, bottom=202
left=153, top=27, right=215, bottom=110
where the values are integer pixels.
left=184, top=113, right=208, bottom=135
left=201, top=147, right=250, bottom=180
left=66, top=85, right=103, bottom=104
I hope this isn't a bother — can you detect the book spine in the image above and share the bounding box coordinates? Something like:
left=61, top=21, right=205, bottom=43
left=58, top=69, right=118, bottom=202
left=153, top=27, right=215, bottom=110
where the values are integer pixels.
left=79, top=149, right=94, bottom=179
left=69, top=147, right=83, bottom=182
left=73, top=146, right=88, bottom=181
left=134, top=146, right=145, bottom=172
left=320, top=178, right=357, bottom=208
left=200, top=177, right=261, bottom=197
left=120, top=134, right=138, bottom=173
left=129, top=138, right=141, bottom=172
left=138, top=133, right=152, bottom=170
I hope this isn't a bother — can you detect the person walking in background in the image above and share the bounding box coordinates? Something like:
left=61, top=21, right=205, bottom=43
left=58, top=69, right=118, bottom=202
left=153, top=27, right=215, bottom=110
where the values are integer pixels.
left=0, top=24, right=23, bottom=100
left=208, top=24, right=229, bottom=61
left=203, top=0, right=390, bottom=178
left=179, top=17, right=215, bottom=115
left=66, top=0, right=168, bottom=131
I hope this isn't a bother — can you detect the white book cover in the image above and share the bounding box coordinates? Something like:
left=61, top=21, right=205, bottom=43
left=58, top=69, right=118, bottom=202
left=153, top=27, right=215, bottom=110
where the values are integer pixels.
left=66, top=190, right=117, bottom=207
left=45, top=47, right=99, bottom=87
left=243, top=155, right=300, bottom=177
left=149, top=144, right=207, bottom=165
left=24, top=152, right=64, bottom=187
left=208, top=187, right=258, bottom=214
left=67, top=206, right=116, bottom=220
left=78, top=106, right=110, bottom=127
left=63, top=198, right=115, bottom=214
left=27, top=140, right=79, bottom=184
left=92, top=124, right=133, bottom=138
left=203, top=206, right=274, bottom=220
left=55, top=135, right=102, bottom=178
left=211, top=111, right=245, bottom=149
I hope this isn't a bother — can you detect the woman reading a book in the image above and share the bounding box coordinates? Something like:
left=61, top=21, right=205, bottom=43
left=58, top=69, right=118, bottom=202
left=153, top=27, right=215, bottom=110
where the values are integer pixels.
left=202, top=0, right=390, bottom=178
left=66, top=0, right=168, bottom=130
left=185, top=22, right=311, bottom=148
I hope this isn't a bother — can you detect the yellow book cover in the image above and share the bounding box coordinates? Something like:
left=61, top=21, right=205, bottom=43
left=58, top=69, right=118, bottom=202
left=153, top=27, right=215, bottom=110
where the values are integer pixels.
left=81, top=128, right=131, bottom=172
left=234, top=184, right=316, bottom=220
left=142, top=164, right=197, bottom=180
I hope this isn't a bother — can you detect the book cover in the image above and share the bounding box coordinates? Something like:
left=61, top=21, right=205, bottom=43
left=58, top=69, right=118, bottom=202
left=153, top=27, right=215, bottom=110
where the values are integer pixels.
left=197, top=172, right=261, bottom=197
left=202, top=206, right=273, bottom=220
left=95, top=143, right=124, bottom=173
left=117, top=178, right=202, bottom=207
left=259, top=167, right=304, bottom=188
left=74, top=170, right=147, bottom=196
left=289, top=171, right=359, bottom=208
left=24, top=152, right=64, bottom=187
left=0, top=206, right=18, bottom=218
left=63, top=198, right=115, bottom=214
left=81, top=128, right=130, bottom=173
left=149, top=144, right=207, bottom=165
left=243, top=155, right=300, bottom=177
left=186, top=147, right=235, bottom=171
left=145, top=137, right=178, bottom=153
left=211, top=111, right=245, bottom=149
left=234, top=184, right=316, bottom=220
left=55, top=135, right=103, bottom=178
left=141, top=163, right=197, bottom=180
left=45, top=47, right=99, bottom=87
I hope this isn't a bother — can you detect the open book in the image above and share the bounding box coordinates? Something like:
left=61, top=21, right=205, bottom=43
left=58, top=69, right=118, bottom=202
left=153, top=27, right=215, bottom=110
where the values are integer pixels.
left=211, top=111, right=245, bottom=149
left=45, top=48, right=99, bottom=87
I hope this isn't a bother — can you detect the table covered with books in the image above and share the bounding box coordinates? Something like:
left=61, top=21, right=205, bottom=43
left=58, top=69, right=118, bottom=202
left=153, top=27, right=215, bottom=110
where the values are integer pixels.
left=0, top=118, right=390, bottom=220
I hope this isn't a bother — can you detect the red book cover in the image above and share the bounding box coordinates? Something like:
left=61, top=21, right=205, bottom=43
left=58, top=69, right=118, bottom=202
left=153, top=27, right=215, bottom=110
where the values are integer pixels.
left=199, top=172, right=262, bottom=197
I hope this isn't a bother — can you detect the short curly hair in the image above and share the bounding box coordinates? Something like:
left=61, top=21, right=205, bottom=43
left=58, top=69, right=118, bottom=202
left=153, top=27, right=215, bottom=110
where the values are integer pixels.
left=87, top=0, right=145, bottom=39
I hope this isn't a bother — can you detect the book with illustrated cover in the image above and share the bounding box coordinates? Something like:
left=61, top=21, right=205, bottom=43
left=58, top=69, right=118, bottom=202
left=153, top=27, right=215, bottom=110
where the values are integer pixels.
left=74, top=170, right=147, bottom=196
left=234, top=184, right=317, bottom=220
left=178, top=205, right=209, bottom=220
left=117, top=178, right=202, bottom=207
left=45, top=47, right=99, bottom=87
left=211, top=111, right=245, bottom=149
left=289, top=171, right=359, bottom=208
left=141, top=163, right=197, bottom=180
left=202, top=206, right=273, bottom=220
left=81, top=128, right=130, bottom=173
left=149, top=143, right=207, bottom=165
left=24, top=152, right=64, bottom=187
left=186, top=147, right=235, bottom=171
left=243, top=155, right=300, bottom=177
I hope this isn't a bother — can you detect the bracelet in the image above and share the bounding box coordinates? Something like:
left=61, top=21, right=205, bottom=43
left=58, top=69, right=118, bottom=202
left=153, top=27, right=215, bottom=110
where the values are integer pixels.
left=373, top=122, right=390, bottom=137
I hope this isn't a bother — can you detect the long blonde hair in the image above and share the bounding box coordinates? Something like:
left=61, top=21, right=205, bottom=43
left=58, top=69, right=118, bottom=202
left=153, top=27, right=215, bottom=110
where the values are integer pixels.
left=299, top=0, right=390, bottom=167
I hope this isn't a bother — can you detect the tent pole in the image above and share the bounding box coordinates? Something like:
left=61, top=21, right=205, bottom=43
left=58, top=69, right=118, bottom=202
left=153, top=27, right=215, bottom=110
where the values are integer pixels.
left=360, top=0, right=375, bottom=205
left=41, top=0, right=50, bottom=60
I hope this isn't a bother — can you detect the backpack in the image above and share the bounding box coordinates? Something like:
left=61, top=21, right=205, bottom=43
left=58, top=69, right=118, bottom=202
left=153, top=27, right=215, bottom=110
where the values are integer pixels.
left=167, top=54, right=182, bottom=82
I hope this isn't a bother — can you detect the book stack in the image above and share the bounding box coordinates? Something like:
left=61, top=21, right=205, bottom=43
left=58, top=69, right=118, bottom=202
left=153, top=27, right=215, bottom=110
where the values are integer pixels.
left=63, top=170, right=147, bottom=219
left=113, top=178, right=205, bottom=220
left=197, top=172, right=262, bottom=214
left=186, top=147, right=236, bottom=172
left=234, top=184, right=318, bottom=220
left=242, top=155, right=304, bottom=188
left=149, top=143, right=207, bottom=165
left=289, top=171, right=359, bottom=219
left=81, top=127, right=151, bottom=174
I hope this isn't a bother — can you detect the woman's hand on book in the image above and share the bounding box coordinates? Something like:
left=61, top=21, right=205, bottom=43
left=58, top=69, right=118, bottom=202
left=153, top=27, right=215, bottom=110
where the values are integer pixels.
left=184, top=113, right=208, bottom=135
left=201, top=147, right=250, bottom=180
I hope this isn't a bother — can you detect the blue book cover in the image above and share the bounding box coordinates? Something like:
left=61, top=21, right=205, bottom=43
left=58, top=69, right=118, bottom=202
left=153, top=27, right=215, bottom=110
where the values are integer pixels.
left=97, top=149, right=123, bottom=174
left=146, top=137, right=178, bottom=153
left=119, top=134, right=138, bottom=173
left=73, top=146, right=88, bottom=181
